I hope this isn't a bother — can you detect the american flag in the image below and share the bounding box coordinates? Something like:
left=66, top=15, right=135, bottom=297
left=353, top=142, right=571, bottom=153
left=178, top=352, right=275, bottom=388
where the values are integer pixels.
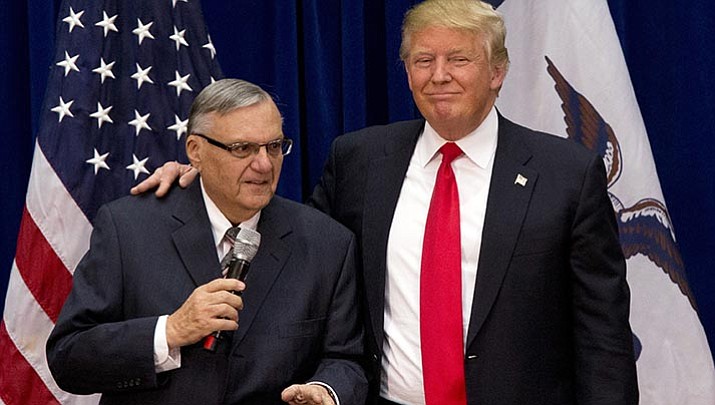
left=0, top=0, right=222, bottom=403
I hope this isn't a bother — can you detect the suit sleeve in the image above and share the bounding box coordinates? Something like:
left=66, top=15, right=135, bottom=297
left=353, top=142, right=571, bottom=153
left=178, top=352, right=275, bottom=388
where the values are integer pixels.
left=306, top=137, right=339, bottom=216
left=46, top=204, right=160, bottom=395
left=308, top=233, right=368, bottom=404
left=569, top=155, right=639, bottom=404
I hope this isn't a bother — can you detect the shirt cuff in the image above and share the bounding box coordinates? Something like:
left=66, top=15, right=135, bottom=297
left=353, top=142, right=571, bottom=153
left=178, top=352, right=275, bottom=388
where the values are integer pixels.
left=307, top=381, right=339, bottom=405
left=153, top=315, right=181, bottom=373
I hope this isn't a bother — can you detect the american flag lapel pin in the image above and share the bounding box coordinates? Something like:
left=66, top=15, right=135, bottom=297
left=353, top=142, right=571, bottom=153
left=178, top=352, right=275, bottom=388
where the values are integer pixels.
left=514, top=173, right=528, bottom=187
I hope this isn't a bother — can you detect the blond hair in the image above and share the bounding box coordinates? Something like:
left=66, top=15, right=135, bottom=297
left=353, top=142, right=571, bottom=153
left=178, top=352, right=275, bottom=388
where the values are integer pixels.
left=399, top=0, right=509, bottom=70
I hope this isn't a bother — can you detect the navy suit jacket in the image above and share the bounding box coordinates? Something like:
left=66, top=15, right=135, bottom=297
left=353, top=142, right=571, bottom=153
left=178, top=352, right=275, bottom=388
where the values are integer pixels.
left=308, top=115, right=638, bottom=404
left=47, top=180, right=367, bottom=404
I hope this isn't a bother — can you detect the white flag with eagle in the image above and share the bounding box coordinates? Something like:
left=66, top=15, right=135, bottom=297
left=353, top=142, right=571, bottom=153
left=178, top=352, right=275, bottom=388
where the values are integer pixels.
left=494, top=0, right=715, bottom=403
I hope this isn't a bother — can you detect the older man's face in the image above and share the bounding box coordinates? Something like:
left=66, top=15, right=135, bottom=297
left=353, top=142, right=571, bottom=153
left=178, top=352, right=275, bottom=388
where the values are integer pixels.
left=405, top=26, right=506, bottom=140
left=187, top=100, right=284, bottom=223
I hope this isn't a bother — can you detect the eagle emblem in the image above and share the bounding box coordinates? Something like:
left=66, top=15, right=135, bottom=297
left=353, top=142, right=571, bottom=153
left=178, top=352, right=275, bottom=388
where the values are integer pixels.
left=544, top=56, right=696, bottom=314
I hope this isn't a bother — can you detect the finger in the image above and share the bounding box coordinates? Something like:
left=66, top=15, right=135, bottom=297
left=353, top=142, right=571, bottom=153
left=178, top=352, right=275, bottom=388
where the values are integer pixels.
left=210, top=301, right=241, bottom=321
left=306, top=388, right=325, bottom=404
left=203, top=278, right=244, bottom=293
left=152, top=161, right=183, bottom=197
left=130, top=170, right=161, bottom=195
left=282, top=385, right=327, bottom=405
left=221, top=292, right=244, bottom=311
left=129, top=184, right=143, bottom=195
left=154, top=167, right=176, bottom=197
left=281, top=385, right=302, bottom=402
left=188, top=291, right=243, bottom=317
left=178, top=166, right=199, bottom=188
left=202, top=292, right=243, bottom=313
left=210, top=316, right=239, bottom=332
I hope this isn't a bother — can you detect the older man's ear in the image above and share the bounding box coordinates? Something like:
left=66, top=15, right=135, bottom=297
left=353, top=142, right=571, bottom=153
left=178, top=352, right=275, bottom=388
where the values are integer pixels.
left=186, top=135, right=201, bottom=169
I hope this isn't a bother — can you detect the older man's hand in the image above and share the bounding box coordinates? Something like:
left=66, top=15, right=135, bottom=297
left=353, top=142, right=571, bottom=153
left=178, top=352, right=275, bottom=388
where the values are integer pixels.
left=165, top=278, right=245, bottom=349
left=281, top=384, right=336, bottom=405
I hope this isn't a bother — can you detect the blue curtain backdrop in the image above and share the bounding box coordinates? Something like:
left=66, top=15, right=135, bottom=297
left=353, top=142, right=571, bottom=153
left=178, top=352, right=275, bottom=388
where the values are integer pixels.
left=2, top=0, right=713, bottom=359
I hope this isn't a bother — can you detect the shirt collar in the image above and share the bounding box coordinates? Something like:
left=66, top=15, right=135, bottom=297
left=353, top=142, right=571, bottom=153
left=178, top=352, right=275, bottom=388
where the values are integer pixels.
left=417, top=106, right=499, bottom=169
left=200, top=178, right=261, bottom=249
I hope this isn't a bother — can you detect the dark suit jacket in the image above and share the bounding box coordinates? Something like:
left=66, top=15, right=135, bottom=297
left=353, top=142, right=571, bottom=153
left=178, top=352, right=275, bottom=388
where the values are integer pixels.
left=308, top=115, right=638, bottom=405
left=47, top=180, right=367, bottom=404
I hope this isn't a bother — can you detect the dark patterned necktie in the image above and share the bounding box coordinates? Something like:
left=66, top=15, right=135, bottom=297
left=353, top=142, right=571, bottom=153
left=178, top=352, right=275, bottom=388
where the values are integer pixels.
left=219, top=226, right=240, bottom=270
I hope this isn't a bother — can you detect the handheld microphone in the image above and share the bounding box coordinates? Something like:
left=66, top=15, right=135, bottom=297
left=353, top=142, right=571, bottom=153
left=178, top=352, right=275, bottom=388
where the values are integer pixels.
left=203, top=227, right=261, bottom=351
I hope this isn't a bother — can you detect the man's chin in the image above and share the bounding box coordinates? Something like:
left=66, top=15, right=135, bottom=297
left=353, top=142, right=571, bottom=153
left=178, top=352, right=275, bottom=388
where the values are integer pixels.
left=240, top=193, right=274, bottom=211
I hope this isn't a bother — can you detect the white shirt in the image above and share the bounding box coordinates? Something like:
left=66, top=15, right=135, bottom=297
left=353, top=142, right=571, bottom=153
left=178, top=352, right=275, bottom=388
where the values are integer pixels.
left=381, top=107, right=499, bottom=404
left=153, top=179, right=259, bottom=372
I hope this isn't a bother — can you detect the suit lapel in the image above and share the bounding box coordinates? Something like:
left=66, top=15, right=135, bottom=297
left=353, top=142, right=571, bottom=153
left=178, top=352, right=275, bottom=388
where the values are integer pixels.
left=171, top=181, right=222, bottom=287
left=230, top=197, right=291, bottom=347
left=362, top=120, right=424, bottom=349
left=172, top=182, right=291, bottom=349
left=465, top=116, right=538, bottom=348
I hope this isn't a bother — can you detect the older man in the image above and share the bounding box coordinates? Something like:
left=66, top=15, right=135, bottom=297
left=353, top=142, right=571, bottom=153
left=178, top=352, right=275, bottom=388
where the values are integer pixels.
left=135, top=1, right=639, bottom=404
left=47, top=79, right=367, bottom=405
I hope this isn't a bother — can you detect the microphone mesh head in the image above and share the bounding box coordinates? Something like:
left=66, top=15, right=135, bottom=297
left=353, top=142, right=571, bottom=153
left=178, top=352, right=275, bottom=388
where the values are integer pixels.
left=233, top=228, right=261, bottom=261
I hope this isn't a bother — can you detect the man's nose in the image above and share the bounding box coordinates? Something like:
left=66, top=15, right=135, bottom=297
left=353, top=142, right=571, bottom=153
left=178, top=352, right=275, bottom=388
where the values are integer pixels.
left=431, top=59, right=452, bottom=83
left=249, top=146, right=274, bottom=172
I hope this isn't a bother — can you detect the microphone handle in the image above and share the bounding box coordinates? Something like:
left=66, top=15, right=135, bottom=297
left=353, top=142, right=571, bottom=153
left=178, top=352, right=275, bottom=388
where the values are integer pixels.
left=225, top=258, right=251, bottom=294
left=203, top=258, right=252, bottom=351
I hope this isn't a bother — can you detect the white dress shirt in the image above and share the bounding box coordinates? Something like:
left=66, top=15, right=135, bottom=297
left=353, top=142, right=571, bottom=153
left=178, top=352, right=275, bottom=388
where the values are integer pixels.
left=381, top=107, right=499, bottom=404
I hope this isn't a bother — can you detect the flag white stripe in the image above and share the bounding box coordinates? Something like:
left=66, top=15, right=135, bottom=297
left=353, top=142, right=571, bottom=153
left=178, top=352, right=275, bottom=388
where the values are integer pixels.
left=4, top=263, right=99, bottom=404
left=2, top=142, right=97, bottom=404
left=26, top=141, right=92, bottom=275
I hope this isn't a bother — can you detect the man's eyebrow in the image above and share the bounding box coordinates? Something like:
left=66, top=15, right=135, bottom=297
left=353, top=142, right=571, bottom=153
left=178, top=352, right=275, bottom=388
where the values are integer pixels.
left=411, top=47, right=473, bottom=55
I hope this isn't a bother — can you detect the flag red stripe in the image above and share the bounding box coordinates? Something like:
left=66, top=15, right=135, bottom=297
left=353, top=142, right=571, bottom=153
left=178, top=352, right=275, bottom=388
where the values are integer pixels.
left=15, top=207, right=73, bottom=323
left=0, top=322, right=60, bottom=405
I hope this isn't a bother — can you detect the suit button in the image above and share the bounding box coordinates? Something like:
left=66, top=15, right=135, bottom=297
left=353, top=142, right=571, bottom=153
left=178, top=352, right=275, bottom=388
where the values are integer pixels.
left=135, top=378, right=141, bottom=386
left=116, top=382, right=123, bottom=389
left=372, top=354, right=378, bottom=362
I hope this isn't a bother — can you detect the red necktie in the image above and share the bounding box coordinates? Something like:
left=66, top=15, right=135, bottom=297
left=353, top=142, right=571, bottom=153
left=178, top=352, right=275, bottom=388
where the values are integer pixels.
left=420, top=142, right=467, bottom=405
